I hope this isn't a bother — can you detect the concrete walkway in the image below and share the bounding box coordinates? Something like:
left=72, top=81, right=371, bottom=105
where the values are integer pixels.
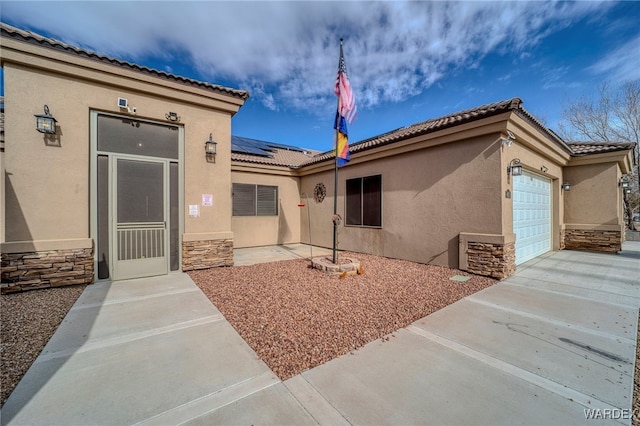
left=2, top=243, right=639, bottom=425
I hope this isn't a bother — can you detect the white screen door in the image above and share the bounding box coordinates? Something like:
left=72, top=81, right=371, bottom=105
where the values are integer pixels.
left=112, top=157, right=168, bottom=280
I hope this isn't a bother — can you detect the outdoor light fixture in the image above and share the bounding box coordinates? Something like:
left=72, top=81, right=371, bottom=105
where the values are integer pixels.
left=34, top=105, right=57, bottom=134
left=562, top=182, right=572, bottom=191
left=620, top=176, right=630, bottom=189
left=501, top=131, right=516, bottom=148
left=205, top=133, right=217, bottom=162
left=507, top=158, right=523, bottom=180
left=165, top=112, right=180, bottom=122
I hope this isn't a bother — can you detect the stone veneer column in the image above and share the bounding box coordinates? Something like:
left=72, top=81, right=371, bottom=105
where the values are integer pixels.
left=1, top=248, right=94, bottom=293
left=466, top=242, right=516, bottom=279
left=563, top=229, right=622, bottom=253
left=459, top=233, right=516, bottom=280
left=182, top=239, right=233, bottom=271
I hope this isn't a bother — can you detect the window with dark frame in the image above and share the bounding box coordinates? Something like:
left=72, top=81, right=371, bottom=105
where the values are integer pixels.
left=232, top=183, right=278, bottom=216
left=346, top=175, right=382, bottom=227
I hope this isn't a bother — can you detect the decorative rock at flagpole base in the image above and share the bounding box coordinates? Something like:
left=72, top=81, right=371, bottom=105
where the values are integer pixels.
left=311, top=256, right=363, bottom=277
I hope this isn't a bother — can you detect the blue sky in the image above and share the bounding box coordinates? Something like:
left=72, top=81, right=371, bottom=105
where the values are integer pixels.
left=2, top=1, right=639, bottom=152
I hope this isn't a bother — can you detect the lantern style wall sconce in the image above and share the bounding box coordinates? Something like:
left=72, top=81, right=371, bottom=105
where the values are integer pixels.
left=562, top=182, right=572, bottom=191
left=35, top=105, right=57, bottom=134
left=620, top=176, right=630, bottom=189
left=205, top=133, right=217, bottom=162
left=507, top=158, right=522, bottom=183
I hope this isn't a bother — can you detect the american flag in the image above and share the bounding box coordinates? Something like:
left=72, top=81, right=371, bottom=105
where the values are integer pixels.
left=334, top=43, right=357, bottom=125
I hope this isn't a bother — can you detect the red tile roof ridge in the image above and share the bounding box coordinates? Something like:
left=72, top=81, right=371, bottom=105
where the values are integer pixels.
left=0, top=22, right=249, bottom=100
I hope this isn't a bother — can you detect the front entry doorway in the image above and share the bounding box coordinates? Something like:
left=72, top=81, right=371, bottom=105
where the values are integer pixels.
left=93, top=112, right=182, bottom=281
left=113, top=157, right=168, bottom=279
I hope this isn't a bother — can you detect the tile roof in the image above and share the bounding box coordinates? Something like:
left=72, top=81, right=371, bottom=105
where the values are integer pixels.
left=231, top=98, right=636, bottom=169
left=297, top=97, right=569, bottom=167
left=0, top=23, right=249, bottom=100
left=566, top=142, right=636, bottom=155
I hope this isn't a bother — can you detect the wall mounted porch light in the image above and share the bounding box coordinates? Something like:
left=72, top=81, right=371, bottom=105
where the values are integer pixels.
left=507, top=158, right=522, bottom=183
left=620, top=176, right=630, bottom=189
left=501, top=130, right=516, bottom=148
left=205, top=133, right=217, bottom=162
left=562, top=182, right=572, bottom=191
left=35, top=105, right=57, bottom=134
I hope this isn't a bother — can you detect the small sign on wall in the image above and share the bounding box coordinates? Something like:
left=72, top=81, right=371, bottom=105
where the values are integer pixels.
left=202, top=194, right=213, bottom=207
left=189, top=204, right=199, bottom=217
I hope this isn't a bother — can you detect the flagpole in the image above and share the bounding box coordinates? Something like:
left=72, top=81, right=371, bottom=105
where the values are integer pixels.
left=332, top=38, right=342, bottom=265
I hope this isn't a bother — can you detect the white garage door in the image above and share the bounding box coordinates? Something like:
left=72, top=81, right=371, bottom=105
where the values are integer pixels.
left=513, top=171, right=552, bottom=265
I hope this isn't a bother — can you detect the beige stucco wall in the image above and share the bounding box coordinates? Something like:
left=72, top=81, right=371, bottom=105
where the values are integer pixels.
left=564, top=162, right=622, bottom=227
left=300, top=134, right=503, bottom=268
left=499, top=124, right=567, bottom=251
left=1, top=39, right=243, bottom=255
left=231, top=168, right=301, bottom=247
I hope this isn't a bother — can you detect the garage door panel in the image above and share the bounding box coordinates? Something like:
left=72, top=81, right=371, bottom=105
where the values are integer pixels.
left=513, top=171, right=551, bottom=265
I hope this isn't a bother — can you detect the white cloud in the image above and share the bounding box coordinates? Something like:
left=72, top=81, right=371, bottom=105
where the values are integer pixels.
left=588, top=33, right=640, bottom=82
left=2, top=0, right=611, bottom=116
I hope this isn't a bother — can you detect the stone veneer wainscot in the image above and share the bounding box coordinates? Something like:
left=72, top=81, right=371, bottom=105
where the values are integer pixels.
left=182, top=239, right=233, bottom=271
left=563, top=229, right=621, bottom=253
left=466, top=242, right=516, bottom=279
left=1, top=248, right=94, bottom=293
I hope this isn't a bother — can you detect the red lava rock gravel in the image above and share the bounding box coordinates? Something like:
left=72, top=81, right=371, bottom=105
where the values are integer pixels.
left=189, top=252, right=497, bottom=380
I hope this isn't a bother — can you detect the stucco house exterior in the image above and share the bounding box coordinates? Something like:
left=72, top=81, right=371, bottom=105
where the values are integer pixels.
left=1, top=23, right=635, bottom=293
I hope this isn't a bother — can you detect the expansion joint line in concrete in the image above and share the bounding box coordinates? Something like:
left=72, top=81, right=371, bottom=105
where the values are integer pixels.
left=133, top=371, right=280, bottom=425
left=464, top=296, right=636, bottom=345
left=502, top=281, right=640, bottom=310
left=70, top=288, right=201, bottom=311
left=503, top=279, right=640, bottom=308
left=284, top=375, right=352, bottom=426
left=406, top=325, right=621, bottom=414
left=35, top=315, right=223, bottom=363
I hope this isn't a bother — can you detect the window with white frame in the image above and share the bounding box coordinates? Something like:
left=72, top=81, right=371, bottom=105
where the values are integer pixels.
left=232, top=183, right=278, bottom=216
left=345, top=175, right=382, bottom=227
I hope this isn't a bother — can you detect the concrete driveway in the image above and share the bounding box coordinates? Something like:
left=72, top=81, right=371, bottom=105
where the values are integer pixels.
left=2, top=242, right=639, bottom=425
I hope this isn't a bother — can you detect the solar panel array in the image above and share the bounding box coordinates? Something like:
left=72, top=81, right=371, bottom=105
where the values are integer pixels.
left=231, top=135, right=304, bottom=157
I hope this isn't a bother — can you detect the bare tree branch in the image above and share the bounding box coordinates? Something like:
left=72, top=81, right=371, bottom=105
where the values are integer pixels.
left=558, top=80, right=640, bottom=229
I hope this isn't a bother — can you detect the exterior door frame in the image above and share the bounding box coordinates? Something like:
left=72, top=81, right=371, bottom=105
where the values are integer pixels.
left=90, top=110, right=184, bottom=282
left=111, top=155, right=169, bottom=280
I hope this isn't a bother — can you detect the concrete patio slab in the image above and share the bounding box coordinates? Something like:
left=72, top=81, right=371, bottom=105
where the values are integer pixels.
left=412, top=297, right=634, bottom=408
left=299, top=327, right=601, bottom=425
left=466, top=282, right=638, bottom=340
left=182, top=383, right=316, bottom=426
left=233, top=243, right=333, bottom=266
left=0, top=274, right=292, bottom=425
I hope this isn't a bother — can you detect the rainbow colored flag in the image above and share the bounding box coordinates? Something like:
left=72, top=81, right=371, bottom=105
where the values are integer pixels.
left=334, top=114, right=350, bottom=167
left=334, top=41, right=356, bottom=167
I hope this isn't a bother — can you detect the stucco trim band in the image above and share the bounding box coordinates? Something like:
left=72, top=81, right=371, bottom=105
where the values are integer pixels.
left=1, top=238, right=93, bottom=253
left=182, top=232, right=234, bottom=242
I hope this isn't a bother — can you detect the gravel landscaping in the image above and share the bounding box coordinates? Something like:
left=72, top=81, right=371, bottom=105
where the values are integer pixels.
left=2, top=253, right=639, bottom=420
left=189, top=252, right=497, bottom=380
left=1, top=284, right=86, bottom=406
